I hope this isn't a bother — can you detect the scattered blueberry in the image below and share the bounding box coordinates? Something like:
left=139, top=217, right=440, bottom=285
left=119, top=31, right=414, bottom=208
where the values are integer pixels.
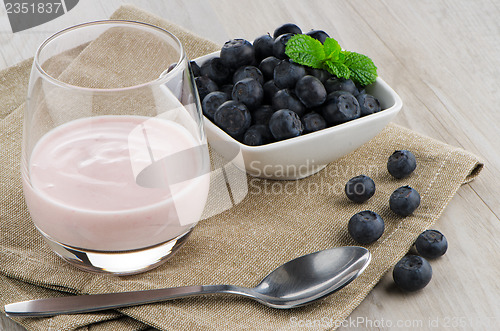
left=393, top=255, right=432, bottom=291
left=301, top=112, right=326, bottom=133
left=273, top=33, right=294, bottom=60
left=357, top=93, right=381, bottom=116
left=273, top=23, right=302, bottom=38
left=252, top=105, right=275, bottom=125
left=232, top=78, right=264, bottom=109
left=259, top=56, right=281, bottom=81
left=233, top=65, right=264, bottom=85
left=348, top=210, right=385, bottom=244
left=389, top=185, right=421, bottom=216
left=305, top=29, right=330, bottom=43
left=195, top=76, right=218, bottom=101
left=345, top=175, right=376, bottom=203
left=220, top=39, right=255, bottom=69
left=272, top=89, right=306, bottom=117
left=321, top=91, right=360, bottom=125
left=243, top=124, right=273, bottom=146
left=273, top=60, right=307, bottom=89
left=295, top=75, right=327, bottom=108
left=200, top=57, right=232, bottom=85
left=269, top=109, right=304, bottom=141
left=253, top=34, right=275, bottom=61
left=214, top=100, right=251, bottom=138
left=415, top=230, right=448, bottom=259
left=202, top=91, right=229, bottom=121
left=387, top=150, right=417, bottom=179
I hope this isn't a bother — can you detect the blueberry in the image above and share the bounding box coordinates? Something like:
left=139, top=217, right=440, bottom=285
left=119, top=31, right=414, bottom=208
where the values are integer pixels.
left=252, top=105, right=275, bottom=125
left=274, top=60, right=307, bottom=89
left=233, top=66, right=264, bottom=85
left=321, top=91, right=360, bottom=125
left=269, top=109, right=304, bottom=141
left=190, top=61, right=202, bottom=77
left=220, top=39, right=255, bottom=69
left=348, top=210, right=385, bottom=244
left=272, top=89, right=306, bottom=117
left=214, top=100, right=251, bottom=138
left=305, top=29, right=330, bottom=43
left=389, top=185, right=421, bottom=216
left=387, top=150, right=417, bottom=179
left=243, top=124, right=273, bottom=146
left=307, top=67, right=331, bottom=83
left=167, top=62, right=177, bottom=73
left=202, top=91, right=229, bottom=121
left=195, top=76, right=218, bottom=101
left=273, top=23, right=302, bottom=38
left=273, top=33, right=294, bottom=60
left=301, top=112, right=326, bottom=133
left=323, top=77, right=340, bottom=93
left=263, top=80, right=280, bottom=103
left=357, top=93, right=381, bottom=116
left=220, top=84, right=234, bottom=96
left=253, top=34, right=275, bottom=61
left=259, top=56, right=281, bottom=81
left=393, top=255, right=432, bottom=291
left=200, top=57, right=232, bottom=85
left=345, top=175, right=376, bottom=203
left=324, top=77, right=359, bottom=95
left=232, top=78, right=264, bottom=109
left=295, top=75, right=327, bottom=108
left=415, top=230, right=448, bottom=259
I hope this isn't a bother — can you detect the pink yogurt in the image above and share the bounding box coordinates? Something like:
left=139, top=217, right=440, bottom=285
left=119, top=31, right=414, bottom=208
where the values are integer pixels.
left=22, top=115, right=210, bottom=251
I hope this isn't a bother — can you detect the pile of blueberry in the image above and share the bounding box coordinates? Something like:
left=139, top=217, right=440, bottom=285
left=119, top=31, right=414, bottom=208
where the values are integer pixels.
left=192, top=23, right=381, bottom=146
left=344, top=150, right=448, bottom=291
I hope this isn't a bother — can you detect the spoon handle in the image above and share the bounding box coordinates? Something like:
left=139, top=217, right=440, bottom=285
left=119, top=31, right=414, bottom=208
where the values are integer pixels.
left=5, top=284, right=241, bottom=317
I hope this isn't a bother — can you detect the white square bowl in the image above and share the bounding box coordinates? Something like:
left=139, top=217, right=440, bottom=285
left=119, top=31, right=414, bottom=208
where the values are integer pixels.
left=195, top=51, right=403, bottom=180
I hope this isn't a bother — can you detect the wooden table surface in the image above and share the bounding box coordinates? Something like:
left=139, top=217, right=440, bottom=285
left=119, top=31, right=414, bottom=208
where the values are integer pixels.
left=1, top=1, right=499, bottom=330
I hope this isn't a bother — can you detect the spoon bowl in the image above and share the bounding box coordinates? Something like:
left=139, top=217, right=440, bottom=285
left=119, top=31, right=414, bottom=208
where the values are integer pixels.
left=5, top=246, right=371, bottom=317
left=251, top=246, right=371, bottom=308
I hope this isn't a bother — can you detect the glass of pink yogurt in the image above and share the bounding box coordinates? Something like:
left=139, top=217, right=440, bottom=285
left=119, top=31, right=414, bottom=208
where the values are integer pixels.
left=21, top=21, right=210, bottom=275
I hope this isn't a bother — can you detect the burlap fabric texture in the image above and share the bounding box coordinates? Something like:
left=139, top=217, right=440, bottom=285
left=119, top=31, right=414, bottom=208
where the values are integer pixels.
left=0, top=5, right=483, bottom=331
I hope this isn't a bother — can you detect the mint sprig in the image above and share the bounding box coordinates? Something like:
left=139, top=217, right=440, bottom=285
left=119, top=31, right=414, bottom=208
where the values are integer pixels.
left=285, top=34, right=378, bottom=86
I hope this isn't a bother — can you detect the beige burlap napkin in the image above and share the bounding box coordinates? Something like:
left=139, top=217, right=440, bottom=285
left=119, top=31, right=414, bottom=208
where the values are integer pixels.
left=0, top=5, right=483, bottom=331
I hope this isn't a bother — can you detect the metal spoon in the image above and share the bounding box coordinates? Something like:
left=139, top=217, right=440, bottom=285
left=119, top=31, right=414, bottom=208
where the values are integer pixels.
left=5, top=246, right=370, bottom=317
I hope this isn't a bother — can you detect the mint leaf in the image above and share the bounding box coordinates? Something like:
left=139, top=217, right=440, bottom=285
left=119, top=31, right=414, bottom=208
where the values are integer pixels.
left=342, top=51, right=378, bottom=86
left=323, top=38, right=341, bottom=61
left=325, top=61, right=350, bottom=80
left=284, top=34, right=378, bottom=86
left=285, top=34, right=325, bottom=68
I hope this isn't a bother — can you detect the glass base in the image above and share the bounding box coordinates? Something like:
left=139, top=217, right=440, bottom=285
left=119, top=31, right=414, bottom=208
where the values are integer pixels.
left=41, top=229, right=193, bottom=276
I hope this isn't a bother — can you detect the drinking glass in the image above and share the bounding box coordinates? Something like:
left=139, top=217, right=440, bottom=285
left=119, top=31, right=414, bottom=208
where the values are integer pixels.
left=21, top=20, right=210, bottom=275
